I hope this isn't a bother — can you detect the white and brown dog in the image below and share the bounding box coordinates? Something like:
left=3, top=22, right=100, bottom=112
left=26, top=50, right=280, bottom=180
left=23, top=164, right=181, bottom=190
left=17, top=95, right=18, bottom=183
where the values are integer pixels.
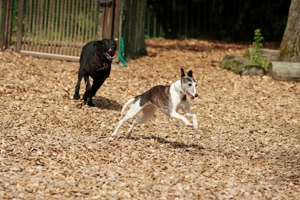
left=111, top=68, right=198, bottom=139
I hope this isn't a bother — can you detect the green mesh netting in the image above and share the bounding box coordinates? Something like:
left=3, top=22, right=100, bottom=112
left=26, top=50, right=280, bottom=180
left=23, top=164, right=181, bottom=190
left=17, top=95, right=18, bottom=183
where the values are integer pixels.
left=122, top=0, right=147, bottom=60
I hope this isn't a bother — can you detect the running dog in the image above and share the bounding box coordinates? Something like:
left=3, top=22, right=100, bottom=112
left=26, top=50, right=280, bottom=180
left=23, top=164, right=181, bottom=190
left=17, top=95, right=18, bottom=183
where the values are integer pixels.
left=111, top=68, right=198, bottom=138
left=73, top=39, right=117, bottom=106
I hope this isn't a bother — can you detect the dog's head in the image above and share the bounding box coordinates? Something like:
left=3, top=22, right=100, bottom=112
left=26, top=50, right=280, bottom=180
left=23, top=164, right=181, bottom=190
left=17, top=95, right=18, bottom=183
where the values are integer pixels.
left=94, top=39, right=117, bottom=61
left=180, top=68, right=198, bottom=99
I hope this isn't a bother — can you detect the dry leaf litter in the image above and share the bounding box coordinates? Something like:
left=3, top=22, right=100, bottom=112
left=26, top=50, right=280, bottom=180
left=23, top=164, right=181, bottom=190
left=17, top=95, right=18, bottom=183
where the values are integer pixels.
left=0, top=38, right=299, bottom=199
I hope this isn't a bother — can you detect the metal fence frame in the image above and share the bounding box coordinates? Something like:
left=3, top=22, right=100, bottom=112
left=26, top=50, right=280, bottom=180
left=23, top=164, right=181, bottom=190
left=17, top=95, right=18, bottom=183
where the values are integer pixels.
left=1, top=0, right=122, bottom=62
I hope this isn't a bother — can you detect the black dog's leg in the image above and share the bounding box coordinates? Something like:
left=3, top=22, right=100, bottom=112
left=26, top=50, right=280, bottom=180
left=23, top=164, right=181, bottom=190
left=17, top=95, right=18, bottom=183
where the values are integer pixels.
left=91, top=78, right=106, bottom=97
left=73, top=69, right=84, bottom=100
left=85, top=78, right=106, bottom=106
left=83, top=75, right=93, bottom=105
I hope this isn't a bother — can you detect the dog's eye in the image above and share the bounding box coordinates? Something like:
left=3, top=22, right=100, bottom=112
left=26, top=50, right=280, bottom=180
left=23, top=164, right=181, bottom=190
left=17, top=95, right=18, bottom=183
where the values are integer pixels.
left=188, top=83, right=192, bottom=86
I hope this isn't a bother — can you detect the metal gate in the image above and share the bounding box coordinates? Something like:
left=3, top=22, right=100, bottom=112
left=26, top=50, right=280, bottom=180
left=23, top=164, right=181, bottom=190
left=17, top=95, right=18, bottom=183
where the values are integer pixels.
left=1, top=0, right=122, bottom=61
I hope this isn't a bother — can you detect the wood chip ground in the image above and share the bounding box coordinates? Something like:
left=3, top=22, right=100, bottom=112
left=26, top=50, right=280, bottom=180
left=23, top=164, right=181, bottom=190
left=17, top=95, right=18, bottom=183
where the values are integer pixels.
left=0, top=38, right=299, bottom=199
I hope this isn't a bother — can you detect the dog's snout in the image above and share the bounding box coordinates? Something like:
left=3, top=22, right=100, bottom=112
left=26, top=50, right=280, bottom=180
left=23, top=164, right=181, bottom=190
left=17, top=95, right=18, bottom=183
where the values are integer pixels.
left=195, top=94, right=198, bottom=97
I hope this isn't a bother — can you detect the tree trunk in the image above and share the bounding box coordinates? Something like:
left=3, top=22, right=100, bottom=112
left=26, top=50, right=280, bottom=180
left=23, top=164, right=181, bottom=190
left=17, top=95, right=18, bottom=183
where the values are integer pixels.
left=278, top=0, right=300, bottom=62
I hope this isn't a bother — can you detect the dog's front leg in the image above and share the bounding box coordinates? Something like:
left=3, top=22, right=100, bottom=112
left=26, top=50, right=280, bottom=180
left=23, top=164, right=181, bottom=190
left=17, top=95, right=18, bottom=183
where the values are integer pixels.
left=181, top=103, right=198, bottom=130
left=169, top=111, right=193, bottom=127
left=185, top=112, right=198, bottom=130
left=91, top=78, right=106, bottom=97
left=82, top=75, right=94, bottom=106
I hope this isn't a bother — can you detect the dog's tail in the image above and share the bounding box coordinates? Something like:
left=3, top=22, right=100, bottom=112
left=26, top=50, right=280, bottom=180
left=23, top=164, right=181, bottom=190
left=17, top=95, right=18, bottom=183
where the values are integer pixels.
left=120, top=97, right=135, bottom=116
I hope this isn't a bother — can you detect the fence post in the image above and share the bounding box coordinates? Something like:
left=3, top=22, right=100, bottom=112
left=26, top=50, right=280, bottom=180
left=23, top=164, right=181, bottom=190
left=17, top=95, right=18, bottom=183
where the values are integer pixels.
left=1, top=0, right=13, bottom=50
left=16, top=0, right=24, bottom=52
left=99, top=0, right=115, bottom=39
left=113, top=0, right=122, bottom=63
left=0, top=5, right=1, bottom=50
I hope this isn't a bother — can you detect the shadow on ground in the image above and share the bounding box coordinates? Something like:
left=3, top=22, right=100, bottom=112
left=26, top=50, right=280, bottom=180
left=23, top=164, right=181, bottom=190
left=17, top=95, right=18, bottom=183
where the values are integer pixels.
left=129, top=135, right=206, bottom=151
left=92, top=96, right=123, bottom=110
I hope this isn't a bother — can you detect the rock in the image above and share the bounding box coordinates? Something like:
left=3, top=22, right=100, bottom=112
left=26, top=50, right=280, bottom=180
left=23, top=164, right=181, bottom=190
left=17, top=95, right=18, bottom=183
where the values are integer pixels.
left=243, top=48, right=279, bottom=62
left=240, top=66, right=267, bottom=76
left=220, top=54, right=265, bottom=75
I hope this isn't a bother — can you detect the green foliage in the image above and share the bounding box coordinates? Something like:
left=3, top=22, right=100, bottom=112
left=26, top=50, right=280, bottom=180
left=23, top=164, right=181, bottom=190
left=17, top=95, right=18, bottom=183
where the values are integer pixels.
left=251, top=29, right=270, bottom=69
left=253, top=29, right=264, bottom=49
left=251, top=29, right=264, bottom=64
left=12, top=0, right=18, bottom=33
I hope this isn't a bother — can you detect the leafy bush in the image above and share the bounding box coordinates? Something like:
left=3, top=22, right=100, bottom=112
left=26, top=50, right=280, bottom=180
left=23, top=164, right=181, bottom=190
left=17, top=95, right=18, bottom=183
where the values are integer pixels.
left=251, top=29, right=270, bottom=69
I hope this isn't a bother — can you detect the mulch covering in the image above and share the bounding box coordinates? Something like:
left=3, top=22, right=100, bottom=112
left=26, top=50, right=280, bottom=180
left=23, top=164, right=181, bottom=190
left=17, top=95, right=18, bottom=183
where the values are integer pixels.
left=1, top=38, right=299, bottom=199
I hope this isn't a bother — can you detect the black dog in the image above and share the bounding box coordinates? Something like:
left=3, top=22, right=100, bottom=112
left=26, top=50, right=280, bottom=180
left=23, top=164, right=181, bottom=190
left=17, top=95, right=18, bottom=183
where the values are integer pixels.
left=73, top=39, right=117, bottom=106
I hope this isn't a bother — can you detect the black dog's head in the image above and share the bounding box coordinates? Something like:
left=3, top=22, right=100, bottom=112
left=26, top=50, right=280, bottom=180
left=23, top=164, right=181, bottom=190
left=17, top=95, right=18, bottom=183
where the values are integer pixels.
left=94, top=39, right=117, bottom=61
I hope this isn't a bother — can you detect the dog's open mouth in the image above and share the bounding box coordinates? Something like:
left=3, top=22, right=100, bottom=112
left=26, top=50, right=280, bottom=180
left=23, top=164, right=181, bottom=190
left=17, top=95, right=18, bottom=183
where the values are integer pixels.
left=186, top=92, right=195, bottom=99
left=105, top=51, right=116, bottom=60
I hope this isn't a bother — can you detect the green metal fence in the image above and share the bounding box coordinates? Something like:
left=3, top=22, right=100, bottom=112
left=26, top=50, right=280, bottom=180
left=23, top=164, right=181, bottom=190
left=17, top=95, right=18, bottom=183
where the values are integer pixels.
left=123, top=0, right=147, bottom=59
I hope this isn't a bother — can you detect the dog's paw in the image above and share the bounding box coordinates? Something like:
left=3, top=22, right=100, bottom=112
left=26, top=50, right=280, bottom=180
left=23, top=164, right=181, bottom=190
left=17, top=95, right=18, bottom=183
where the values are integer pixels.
left=109, top=136, right=116, bottom=141
left=192, top=116, right=198, bottom=130
left=88, top=102, right=95, bottom=107
left=73, top=94, right=80, bottom=100
left=83, top=94, right=88, bottom=101
left=193, top=121, right=198, bottom=130
left=186, top=123, right=193, bottom=127
left=125, top=129, right=134, bottom=138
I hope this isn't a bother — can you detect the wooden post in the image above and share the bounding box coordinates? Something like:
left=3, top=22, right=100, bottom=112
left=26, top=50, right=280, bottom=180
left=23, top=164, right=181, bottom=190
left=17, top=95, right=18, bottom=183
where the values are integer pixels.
left=98, top=0, right=118, bottom=40
left=102, top=0, right=114, bottom=39
left=113, top=0, right=122, bottom=63
left=98, top=2, right=104, bottom=39
left=1, top=0, right=6, bottom=50
left=0, top=0, right=2, bottom=50
left=16, top=0, right=24, bottom=52
left=2, top=0, right=13, bottom=50
left=113, top=0, right=121, bottom=40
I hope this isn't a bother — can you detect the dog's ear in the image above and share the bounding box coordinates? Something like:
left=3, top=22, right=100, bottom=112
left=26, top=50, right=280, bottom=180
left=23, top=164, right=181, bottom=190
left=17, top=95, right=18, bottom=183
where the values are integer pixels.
left=187, top=70, right=193, bottom=77
left=94, top=40, right=102, bottom=47
left=180, top=68, right=185, bottom=78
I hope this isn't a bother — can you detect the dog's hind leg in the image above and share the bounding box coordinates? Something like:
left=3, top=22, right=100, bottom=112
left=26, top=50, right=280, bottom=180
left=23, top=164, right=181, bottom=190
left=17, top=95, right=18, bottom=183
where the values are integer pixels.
left=73, top=70, right=85, bottom=100
left=111, top=101, right=146, bottom=138
left=125, top=105, right=156, bottom=138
